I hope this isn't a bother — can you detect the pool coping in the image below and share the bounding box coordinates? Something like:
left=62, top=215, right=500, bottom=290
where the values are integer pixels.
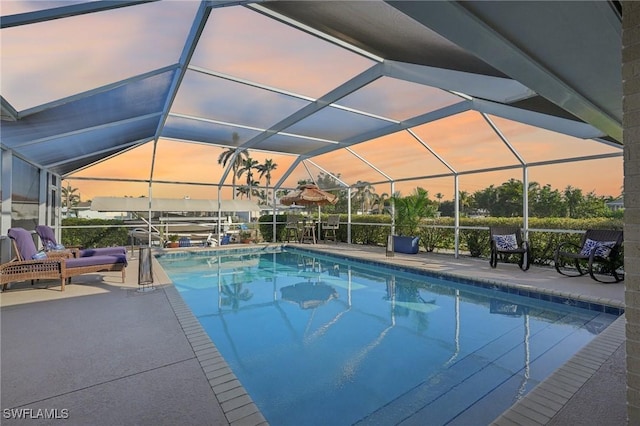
left=156, top=244, right=626, bottom=426
left=491, top=314, right=626, bottom=425
left=163, top=283, right=268, bottom=426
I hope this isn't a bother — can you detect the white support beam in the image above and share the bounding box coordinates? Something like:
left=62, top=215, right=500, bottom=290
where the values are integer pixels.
left=389, top=1, right=622, bottom=141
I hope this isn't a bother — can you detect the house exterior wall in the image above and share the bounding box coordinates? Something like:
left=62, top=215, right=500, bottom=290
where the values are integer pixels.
left=623, top=2, right=640, bottom=423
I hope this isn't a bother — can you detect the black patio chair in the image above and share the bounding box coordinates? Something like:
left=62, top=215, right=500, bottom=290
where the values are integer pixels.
left=489, top=226, right=531, bottom=271
left=554, top=229, right=624, bottom=283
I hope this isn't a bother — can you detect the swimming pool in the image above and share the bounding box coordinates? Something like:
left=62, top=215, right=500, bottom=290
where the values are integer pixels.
left=157, top=247, right=619, bottom=426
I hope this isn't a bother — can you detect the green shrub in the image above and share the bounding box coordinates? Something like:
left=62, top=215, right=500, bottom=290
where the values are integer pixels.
left=256, top=214, right=623, bottom=266
left=62, top=218, right=129, bottom=248
left=258, top=214, right=287, bottom=242
left=420, top=218, right=454, bottom=252
left=348, top=215, right=390, bottom=245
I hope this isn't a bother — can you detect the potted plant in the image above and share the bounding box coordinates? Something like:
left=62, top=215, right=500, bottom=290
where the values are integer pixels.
left=239, top=231, right=253, bottom=244
left=391, top=187, right=437, bottom=254
left=167, top=234, right=179, bottom=248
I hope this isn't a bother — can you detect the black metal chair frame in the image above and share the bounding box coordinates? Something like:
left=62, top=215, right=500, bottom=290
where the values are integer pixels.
left=489, top=226, right=531, bottom=271
left=554, top=229, right=624, bottom=283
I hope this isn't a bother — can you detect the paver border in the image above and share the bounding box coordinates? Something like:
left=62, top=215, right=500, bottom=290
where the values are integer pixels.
left=164, top=285, right=268, bottom=426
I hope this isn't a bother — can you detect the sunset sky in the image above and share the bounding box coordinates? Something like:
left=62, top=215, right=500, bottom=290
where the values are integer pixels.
left=2, top=1, right=624, bottom=203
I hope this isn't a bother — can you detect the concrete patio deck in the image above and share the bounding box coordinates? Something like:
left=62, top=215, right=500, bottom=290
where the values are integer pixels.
left=0, top=243, right=627, bottom=425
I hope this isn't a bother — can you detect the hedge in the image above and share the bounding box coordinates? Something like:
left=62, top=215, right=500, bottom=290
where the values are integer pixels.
left=61, top=218, right=129, bottom=248
left=62, top=215, right=623, bottom=267
left=420, top=217, right=624, bottom=266
left=259, top=214, right=624, bottom=266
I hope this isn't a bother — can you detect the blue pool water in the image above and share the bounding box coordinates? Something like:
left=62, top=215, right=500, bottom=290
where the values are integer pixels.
left=157, top=248, right=619, bottom=426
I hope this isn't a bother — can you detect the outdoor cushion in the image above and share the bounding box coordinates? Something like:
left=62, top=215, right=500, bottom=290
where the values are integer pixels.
left=66, top=254, right=128, bottom=269
left=79, top=247, right=126, bottom=257
left=8, top=228, right=38, bottom=260
left=493, top=234, right=518, bottom=251
left=580, top=239, right=617, bottom=258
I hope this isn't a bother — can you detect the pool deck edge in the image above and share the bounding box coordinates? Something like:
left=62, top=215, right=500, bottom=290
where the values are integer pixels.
left=164, top=285, right=268, bottom=426
left=490, top=314, right=626, bottom=425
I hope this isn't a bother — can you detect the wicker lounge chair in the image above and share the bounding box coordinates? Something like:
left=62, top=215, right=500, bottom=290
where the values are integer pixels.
left=35, top=225, right=126, bottom=257
left=1, top=228, right=65, bottom=291
left=489, top=226, right=531, bottom=271
left=2, top=228, right=127, bottom=291
left=554, top=229, right=623, bottom=283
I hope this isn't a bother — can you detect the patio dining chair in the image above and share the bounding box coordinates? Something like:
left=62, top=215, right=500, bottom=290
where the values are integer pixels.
left=323, top=215, right=340, bottom=243
left=489, top=226, right=531, bottom=271
left=285, top=215, right=301, bottom=243
left=554, top=229, right=624, bottom=283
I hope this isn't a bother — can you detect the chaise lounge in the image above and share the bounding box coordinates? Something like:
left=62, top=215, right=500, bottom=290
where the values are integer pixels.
left=2, top=227, right=127, bottom=291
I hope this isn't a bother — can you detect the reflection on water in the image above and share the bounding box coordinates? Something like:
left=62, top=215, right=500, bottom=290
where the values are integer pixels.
left=281, top=281, right=339, bottom=310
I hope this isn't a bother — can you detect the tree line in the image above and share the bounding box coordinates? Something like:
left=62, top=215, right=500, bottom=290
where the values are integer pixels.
left=304, top=174, right=622, bottom=219
left=438, top=178, right=622, bottom=218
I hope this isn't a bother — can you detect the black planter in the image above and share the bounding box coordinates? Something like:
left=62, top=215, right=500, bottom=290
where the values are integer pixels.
left=393, top=236, right=420, bottom=254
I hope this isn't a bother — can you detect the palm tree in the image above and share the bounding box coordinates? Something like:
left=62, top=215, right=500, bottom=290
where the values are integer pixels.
left=236, top=185, right=250, bottom=199
left=458, top=190, right=470, bottom=215
left=217, top=135, right=248, bottom=200
left=255, top=188, right=269, bottom=205
left=256, top=159, right=278, bottom=202
left=564, top=185, right=583, bottom=218
left=257, top=159, right=277, bottom=187
left=374, top=192, right=390, bottom=214
left=352, top=181, right=375, bottom=213
left=61, top=183, right=81, bottom=216
left=392, top=187, right=436, bottom=236
left=237, top=156, right=260, bottom=200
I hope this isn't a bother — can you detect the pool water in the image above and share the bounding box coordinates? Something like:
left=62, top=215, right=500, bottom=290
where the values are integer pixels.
left=157, top=248, right=619, bottom=426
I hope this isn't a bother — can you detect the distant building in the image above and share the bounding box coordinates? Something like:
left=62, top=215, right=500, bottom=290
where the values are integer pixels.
left=67, top=201, right=130, bottom=220
left=606, top=197, right=624, bottom=211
